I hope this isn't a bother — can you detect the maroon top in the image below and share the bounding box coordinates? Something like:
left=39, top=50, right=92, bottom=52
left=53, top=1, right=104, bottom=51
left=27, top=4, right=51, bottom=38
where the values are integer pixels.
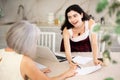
left=60, top=36, right=92, bottom=52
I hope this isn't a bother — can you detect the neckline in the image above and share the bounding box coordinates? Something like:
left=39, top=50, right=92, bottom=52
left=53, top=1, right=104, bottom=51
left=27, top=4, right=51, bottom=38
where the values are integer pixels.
left=72, top=22, right=86, bottom=38
left=5, top=48, right=15, bottom=52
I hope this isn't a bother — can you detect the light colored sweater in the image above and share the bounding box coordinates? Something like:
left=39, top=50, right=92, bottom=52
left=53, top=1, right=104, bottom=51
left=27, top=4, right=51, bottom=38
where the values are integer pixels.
left=0, top=49, right=24, bottom=80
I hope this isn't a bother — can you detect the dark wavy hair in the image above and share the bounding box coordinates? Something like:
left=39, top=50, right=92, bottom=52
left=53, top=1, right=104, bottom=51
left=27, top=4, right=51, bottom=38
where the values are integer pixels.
left=61, top=4, right=90, bottom=31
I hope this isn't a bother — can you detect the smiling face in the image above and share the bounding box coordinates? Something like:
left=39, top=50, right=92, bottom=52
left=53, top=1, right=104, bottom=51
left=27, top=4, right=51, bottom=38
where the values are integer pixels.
left=67, top=10, right=83, bottom=28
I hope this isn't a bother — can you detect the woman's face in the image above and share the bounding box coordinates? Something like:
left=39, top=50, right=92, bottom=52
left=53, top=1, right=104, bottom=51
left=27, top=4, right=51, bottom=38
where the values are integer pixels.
left=67, top=10, right=83, bottom=28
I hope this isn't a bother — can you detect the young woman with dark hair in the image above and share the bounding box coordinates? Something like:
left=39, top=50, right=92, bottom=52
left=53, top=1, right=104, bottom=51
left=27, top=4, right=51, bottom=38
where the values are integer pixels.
left=60, top=4, right=103, bottom=68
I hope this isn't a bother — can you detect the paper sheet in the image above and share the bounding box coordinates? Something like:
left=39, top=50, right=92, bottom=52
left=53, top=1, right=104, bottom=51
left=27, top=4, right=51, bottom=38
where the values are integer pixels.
left=76, top=65, right=102, bottom=75
left=35, top=62, right=47, bottom=69
left=72, top=56, right=93, bottom=65
left=54, top=52, right=66, bottom=57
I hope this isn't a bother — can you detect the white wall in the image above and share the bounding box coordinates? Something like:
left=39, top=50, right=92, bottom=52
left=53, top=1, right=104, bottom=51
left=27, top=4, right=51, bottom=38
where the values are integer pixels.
left=0, top=0, right=107, bottom=24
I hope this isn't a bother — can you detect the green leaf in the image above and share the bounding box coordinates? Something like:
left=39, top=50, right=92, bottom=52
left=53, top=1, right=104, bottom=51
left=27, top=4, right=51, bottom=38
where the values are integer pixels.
left=104, top=77, right=114, bottom=80
left=112, top=60, right=117, bottom=64
left=109, top=2, right=120, bottom=16
left=116, top=18, right=120, bottom=25
left=107, top=41, right=112, bottom=46
left=103, top=50, right=109, bottom=56
left=115, top=25, right=120, bottom=35
left=92, top=24, right=101, bottom=32
left=0, top=8, right=2, bottom=18
left=101, top=34, right=110, bottom=42
left=116, top=10, right=120, bottom=17
left=103, top=49, right=111, bottom=60
left=0, top=8, right=4, bottom=18
left=96, top=0, right=108, bottom=13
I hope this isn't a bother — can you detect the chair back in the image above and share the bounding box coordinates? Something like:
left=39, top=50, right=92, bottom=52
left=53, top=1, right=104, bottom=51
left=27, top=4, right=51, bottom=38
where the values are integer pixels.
left=38, top=32, right=56, bottom=52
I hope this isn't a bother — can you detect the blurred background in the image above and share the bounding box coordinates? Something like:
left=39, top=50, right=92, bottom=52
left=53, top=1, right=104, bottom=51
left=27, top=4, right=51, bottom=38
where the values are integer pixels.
left=0, top=0, right=120, bottom=52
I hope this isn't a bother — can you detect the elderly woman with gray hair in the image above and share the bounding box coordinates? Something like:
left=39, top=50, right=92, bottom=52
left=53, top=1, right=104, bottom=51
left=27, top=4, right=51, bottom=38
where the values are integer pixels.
left=0, top=21, right=76, bottom=80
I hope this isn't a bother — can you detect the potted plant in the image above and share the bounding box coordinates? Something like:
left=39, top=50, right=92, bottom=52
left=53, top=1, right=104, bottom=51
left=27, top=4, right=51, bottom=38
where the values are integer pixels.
left=93, top=0, right=120, bottom=66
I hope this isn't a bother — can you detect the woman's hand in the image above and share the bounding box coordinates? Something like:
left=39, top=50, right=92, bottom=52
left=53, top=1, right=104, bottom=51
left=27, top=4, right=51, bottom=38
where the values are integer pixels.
left=69, top=61, right=78, bottom=69
left=41, top=68, right=51, bottom=73
left=61, top=66, right=77, bottom=80
left=51, top=63, right=77, bottom=80
left=94, top=59, right=103, bottom=65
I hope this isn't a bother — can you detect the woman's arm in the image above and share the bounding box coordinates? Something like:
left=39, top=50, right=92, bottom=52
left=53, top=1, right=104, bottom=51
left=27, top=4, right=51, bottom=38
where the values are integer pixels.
left=62, top=27, right=77, bottom=68
left=62, top=27, right=72, bottom=63
left=62, top=28, right=73, bottom=64
left=88, top=19, right=103, bottom=65
left=50, top=67, right=76, bottom=80
left=21, top=56, right=50, bottom=80
left=21, top=55, right=76, bottom=80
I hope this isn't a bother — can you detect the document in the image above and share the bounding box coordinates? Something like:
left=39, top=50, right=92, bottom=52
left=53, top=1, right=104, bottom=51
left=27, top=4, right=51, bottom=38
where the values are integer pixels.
left=72, top=56, right=93, bottom=65
left=54, top=52, right=66, bottom=57
left=35, top=62, right=47, bottom=69
left=75, top=65, right=102, bottom=75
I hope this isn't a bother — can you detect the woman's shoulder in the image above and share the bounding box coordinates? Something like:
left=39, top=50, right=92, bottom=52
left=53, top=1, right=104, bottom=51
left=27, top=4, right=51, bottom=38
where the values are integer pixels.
left=21, top=56, right=34, bottom=68
left=63, top=27, right=70, bottom=36
left=88, top=19, right=95, bottom=29
left=21, top=55, right=35, bottom=77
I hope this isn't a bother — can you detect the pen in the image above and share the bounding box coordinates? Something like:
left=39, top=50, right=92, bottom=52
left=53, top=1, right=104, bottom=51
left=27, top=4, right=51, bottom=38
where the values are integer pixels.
left=72, top=61, right=81, bottom=69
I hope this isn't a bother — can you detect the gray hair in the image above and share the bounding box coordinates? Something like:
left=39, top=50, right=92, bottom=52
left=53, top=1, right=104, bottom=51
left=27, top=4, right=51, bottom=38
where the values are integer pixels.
left=6, top=20, right=40, bottom=58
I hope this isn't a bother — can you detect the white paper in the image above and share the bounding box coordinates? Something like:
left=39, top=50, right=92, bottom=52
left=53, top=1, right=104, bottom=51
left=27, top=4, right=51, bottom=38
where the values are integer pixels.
left=54, top=52, right=66, bottom=57
left=72, top=56, right=93, bottom=65
left=76, top=65, right=102, bottom=75
left=35, top=62, right=47, bottom=69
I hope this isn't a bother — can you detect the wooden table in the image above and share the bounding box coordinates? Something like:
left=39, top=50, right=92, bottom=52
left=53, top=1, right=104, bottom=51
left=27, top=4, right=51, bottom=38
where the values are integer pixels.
left=35, top=52, right=120, bottom=80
